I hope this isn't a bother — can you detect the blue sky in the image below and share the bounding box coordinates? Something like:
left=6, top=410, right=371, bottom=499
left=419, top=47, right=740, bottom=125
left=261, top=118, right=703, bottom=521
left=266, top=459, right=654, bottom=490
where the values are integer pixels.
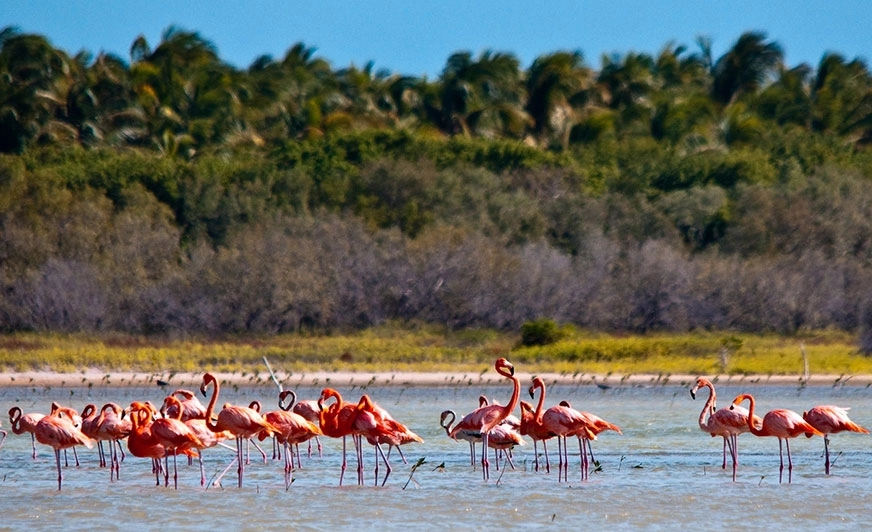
left=4, top=1, right=870, bottom=77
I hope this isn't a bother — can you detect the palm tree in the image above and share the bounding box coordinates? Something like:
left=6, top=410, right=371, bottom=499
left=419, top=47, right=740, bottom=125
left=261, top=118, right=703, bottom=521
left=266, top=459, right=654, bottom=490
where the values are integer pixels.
left=810, top=53, right=872, bottom=142
left=0, top=27, right=73, bottom=152
left=525, top=50, right=593, bottom=148
left=437, top=50, right=527, bottom=138
left=711, top=31, right=783, bottom=105
left=128, top=26, right=236, bottom=155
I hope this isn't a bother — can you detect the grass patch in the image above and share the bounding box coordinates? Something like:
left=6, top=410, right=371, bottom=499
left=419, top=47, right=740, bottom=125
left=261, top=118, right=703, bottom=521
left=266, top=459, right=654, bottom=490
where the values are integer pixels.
left=0, top=327, right=867, bottom=376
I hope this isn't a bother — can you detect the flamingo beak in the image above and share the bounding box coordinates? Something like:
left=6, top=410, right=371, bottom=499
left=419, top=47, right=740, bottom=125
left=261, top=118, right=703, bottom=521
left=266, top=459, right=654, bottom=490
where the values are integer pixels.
left=690, top=389, right=697, bottom=400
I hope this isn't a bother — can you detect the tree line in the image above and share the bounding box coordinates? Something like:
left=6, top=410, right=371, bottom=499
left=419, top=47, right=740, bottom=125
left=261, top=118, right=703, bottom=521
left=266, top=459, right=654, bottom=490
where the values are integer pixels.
left=2, top=26, right=872, bottom=349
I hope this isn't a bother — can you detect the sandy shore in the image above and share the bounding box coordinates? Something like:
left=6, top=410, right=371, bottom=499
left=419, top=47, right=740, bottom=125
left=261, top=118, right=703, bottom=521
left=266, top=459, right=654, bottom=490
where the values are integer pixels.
left=3, top=370, right=869, bottom=389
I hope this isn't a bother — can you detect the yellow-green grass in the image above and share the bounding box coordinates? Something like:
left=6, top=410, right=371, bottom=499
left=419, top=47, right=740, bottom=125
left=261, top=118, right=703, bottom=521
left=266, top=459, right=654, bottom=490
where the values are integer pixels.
left=0, top=326, right=868, bottom=377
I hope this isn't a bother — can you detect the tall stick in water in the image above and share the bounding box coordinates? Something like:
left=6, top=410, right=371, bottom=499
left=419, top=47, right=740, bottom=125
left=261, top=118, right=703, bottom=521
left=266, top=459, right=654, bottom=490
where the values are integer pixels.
left=263, top=356, right=283, bottom=392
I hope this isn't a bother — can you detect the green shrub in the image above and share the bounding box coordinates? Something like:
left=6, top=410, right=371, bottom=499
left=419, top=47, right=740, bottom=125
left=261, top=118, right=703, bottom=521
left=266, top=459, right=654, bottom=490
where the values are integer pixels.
left=519, top=318, right=567, bottom=347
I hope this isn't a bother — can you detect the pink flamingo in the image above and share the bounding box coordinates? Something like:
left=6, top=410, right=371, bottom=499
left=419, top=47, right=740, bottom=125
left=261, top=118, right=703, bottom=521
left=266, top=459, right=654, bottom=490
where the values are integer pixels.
left=530, top=376, right=621, bottom=482
left=318, top=387, right=363, bottom=486
left=518, top=400, right=554, bottom=472
left=690, top=377, right=761, bottom=481
left=200, top=372, right=279, bottom=487
left=9, top=406, right=45, bottom=459
left=149, top=398, right=203, bottom=489
left=353, top=394, right=423, bottom=486
left=162, top=395, right=235, bottom=486
left=802, top=405, right=869, bottom=474
left=34, top=409, right=95, bottom=490
left=730, top=393, right=823, bottom=483
left=162, top=389, right=207, bottom=421
left=94, top=403, right=131, bottom=481
left=288, top=393, right=323, bottom=458
left=439, top=409, right=481, bottom=467
left=258, top=390, right=322, bottom=487
left=448, top=358, right=520, bottom=481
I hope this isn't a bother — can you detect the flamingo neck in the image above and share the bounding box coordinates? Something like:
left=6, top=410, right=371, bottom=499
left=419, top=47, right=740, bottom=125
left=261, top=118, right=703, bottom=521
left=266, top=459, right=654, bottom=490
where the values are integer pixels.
left=533, top=381, right=546, bottom=422
left=498, top=367, right=520, bottom=420
left=440, top=410, right=456, bottom=435
left=698, top=382, right=716, bottom=430
left=10, top=408, right=23, bottom=434
left=741, top=395, right=764, bottom=436
left=203, top=376, right=220, bottom=431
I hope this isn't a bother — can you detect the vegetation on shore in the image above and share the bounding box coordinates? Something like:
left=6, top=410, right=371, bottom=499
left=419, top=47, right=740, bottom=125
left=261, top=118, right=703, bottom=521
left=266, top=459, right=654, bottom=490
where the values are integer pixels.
left=3, top=27, right=872, bottom=354
left=0, top=327, right=867, bottom=379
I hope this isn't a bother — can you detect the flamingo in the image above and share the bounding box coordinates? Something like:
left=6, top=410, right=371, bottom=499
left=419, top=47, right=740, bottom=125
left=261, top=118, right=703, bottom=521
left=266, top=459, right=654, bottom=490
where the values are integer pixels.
left=162, top=395, right=236, bottom=486
left=530, top=376, right=621, bottom=482
left=33, top=409, right=95, bottom=490
left=147, top=399, right=203, bottom=489
left=200, top=372, right=279, bottom=488
left=125, top=401, right=172, bottom=486
left=288, top=393, right=324, bottom=458
left=802, top=405, right=869, bottom=474
left=439, top=409, right=480, bottom=467
left=9, top=406, right=45, bottom=459
left=353, top=394, right=423, bottom=486
left=448, top=357, right=520, bottom=481
left=690, top=377, right=761, bottom=481
left=49, top=402, right=84, bottom=467
left=258, top=390, right=322, bottom=487
left=484, top=422, right=525, bottom=471
left=518, top=400, right=553, bottom=472
left=730, top=393, right=823, bottom=483
left=318, top=387, right=364, bottom=486
left=94, top=403, right=131, bottom=481
left=162, top=389, right=207, bottom=421
left=79, top=404, right=104, bottom=465
left=0, top=421, right=6, bottom=451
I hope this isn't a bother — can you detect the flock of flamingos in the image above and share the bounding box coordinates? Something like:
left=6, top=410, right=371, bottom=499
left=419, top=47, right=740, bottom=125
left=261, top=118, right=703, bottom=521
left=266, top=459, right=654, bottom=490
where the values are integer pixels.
left=1, top=358, right=870, bottom=490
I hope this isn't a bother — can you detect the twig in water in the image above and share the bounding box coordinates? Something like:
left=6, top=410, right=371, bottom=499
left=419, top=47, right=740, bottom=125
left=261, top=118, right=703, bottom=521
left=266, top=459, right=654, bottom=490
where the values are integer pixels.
left=403, top=457, right=427, bottom=490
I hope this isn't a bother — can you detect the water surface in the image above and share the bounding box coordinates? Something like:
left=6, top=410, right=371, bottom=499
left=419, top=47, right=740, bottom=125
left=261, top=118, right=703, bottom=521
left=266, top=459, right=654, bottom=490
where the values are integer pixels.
left=2, top=380, right=871, bottom=530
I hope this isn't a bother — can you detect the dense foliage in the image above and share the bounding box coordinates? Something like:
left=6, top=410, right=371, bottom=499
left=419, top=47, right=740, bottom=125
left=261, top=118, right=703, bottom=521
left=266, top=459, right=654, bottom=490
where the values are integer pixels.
left=2, top=26, right=872, bottom=347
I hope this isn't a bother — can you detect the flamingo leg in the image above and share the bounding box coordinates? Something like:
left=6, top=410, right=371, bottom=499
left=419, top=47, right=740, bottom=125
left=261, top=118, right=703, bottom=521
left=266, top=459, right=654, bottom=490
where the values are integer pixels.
left=116, top=439, right=126, bottom=462
left=0, top=429, right=6, bottom=451
left=541, top=440, right=551, bottom=473
left=730, top=434, right=739, bottom=482
left=356, top=435, right=365, bottom=486
left=73, top=446, right=80, bottom=467
left=54, top=448, right=63, bottom=491
left=532, top=440, right=540, bottom=471
left=376, top=442, right=392, bottom=486
left=198, top=451, right=206, bottom=486
left=579, top=437, right=588, bottom=481
left=237, top=437, right=246, bottom=487
left=777, top=438, right=785, bottom=483
left=786, top=438, right=793, bottom=483
left=338, top=436, right=348, bottom=486
left=503, top=449, right=517, bottom=470
left=586, top=438, right=597, bottom=469
left=824, top=435, right=831, bottom=475
left=481, top=432, right=490, bottom=481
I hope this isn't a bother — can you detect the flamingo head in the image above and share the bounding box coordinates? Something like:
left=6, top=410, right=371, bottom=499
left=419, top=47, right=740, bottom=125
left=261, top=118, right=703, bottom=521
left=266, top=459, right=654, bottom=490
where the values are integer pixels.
left=494, top=357, right=514, bottom=377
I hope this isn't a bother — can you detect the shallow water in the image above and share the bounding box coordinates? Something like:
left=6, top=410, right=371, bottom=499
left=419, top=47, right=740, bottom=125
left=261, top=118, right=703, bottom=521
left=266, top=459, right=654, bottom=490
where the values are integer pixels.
left=2, top=380, right=872, bottom=530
